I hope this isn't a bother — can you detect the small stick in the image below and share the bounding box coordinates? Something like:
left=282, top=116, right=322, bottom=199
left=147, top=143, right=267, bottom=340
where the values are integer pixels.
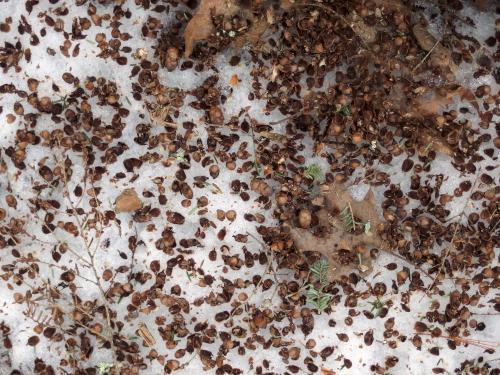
left=424, top=223, right=459, bottom=294
left=415, top=332, right=500, bottom=350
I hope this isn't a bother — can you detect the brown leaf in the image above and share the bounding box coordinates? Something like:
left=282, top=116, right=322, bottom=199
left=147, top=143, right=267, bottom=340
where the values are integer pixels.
left=183, top=0, right=241, bottom=58
left=417, top=129, right=453, bottom=157
left=349, top=14, right=376, bottom=44
left=288, top=184, right=385, bottom=281
left=233, top=14, right=270, bottom=48
left=115, top=188, right=142, bottom=213
left=410, top=86, right=479, bottom=118
left=183, top=0, right=279, bottom=57
left=412, top=23, right=457, bottom=74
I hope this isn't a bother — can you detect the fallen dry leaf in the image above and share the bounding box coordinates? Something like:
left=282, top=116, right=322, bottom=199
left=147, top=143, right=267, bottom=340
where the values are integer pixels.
left=115, top=188, right=142, bottom=213
left=183, top=0, right=241, bottom=58
left=417, top=129, right=453, bottom=156
left=288, top=184, right=385, bottom=281
left=349, top=14, right=377, bottom=44
left=233, top=14, right=270, bottom=48
left=183, top=0, right=285, bottom=57
left=411, top=85, right=479, bottom=117
left=412, top=23, right=457, bottom=74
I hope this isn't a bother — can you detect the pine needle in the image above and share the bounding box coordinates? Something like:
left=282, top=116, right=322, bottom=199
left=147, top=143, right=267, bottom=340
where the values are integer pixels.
left=340, top=203, right=371, bottom=233
left=340, top=203, right=356, bottom=232
left=306, top=260, right=332, bottom=311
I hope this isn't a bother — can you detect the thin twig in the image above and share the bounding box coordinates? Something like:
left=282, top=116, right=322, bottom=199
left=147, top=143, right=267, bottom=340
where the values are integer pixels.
left=74, top=321, right=113, bottom=342
left=424, top=170, right=482, bottom=294
left=425, top=223, right=459, bottom=294
left=15, top=258, right=99, bottom=286
left=55, top=145, right=118, bottom=361
left=416, top=332, right=500, bottom=350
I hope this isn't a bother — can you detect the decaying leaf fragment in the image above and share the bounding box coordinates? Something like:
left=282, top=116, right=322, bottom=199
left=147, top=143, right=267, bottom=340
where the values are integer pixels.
left=288, top=184, right=385, bottom=281
left=385, top=84, right=479, bottom=157
left=115, top=188, right=142, bottom=213
left=349, top=13, right=377, bottom=44
left=417, top=129, right=453, bottom=157
left=412, top=23, right=457, bottom=74
left=183, top=0, right=245, bottom=58
left=183, top=0, right=279, bottom=57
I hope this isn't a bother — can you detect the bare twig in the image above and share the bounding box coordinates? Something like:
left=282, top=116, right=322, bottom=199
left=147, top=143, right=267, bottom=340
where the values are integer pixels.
left=416, top=332, right=500, bottom=350
left=54, top=145, right=118, bottom=360
left=15, top=258, right=99, bottom=286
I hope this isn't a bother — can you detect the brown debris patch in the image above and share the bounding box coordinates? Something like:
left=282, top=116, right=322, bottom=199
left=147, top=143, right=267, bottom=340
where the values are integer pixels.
left=183, top=0, right=242, bottom=58
left=288, top=184, right=385, bottom=281
left=412, top=22, right=457, bottom=75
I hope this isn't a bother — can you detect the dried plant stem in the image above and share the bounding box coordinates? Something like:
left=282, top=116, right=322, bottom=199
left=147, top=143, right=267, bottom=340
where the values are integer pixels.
left=75, top=321, right=112, bottom=342
left=416, top=332, right=500, bottom=350
left=378, top=248, right=433, bottom=280
left=425, top=171, right=482, bottom=294
left=16, top=258, right=99, bottom=286
left=55, top=148, right=118, bottom=361
left=425, top=223, right=459, bottom=294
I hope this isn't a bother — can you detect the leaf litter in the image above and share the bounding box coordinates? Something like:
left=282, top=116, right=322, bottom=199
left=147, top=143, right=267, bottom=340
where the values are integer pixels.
left=0, top=0, right=498, bottom=374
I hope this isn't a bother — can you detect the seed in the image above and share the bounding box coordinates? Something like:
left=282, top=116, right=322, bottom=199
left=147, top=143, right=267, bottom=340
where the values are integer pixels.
left=27, top=78, right=39, bottom=91
left=27, top=336, right=40, bottom=346
left=250, top=178, right=261, bottom=192
left=197, top=196, right=208, bottom=207
left=253, top=312, right=267, bottom=328
left=92, top=323, right=103, bottom=334
left=298, top=209, right=311, bottom=229
left=0, top=23, right=10, bottom=32
left=102, top=269, right=113, bottom=281
left=209, top=164, right=220, bottom=178
left=401, top=158, right=414, bottom=172
left=62, top=72, right=74, bottom=83
left=276, top=193, right=288, bottom=205
left=305, top=339, right=316, bottom=349
left=480, top=173, right=493, bottom=185
left=216, top=209, right=225, bottom=221
left=397, top=270, right=408, bottom=285
left=352, top=132, right=363, bottom=144
left=209, top=106, right=224, bottom=125
left=5, top=195, right=17, bottom=208
left=383, top=209, right=396, bottom=222
left=60, top=271, right=75, bottom=282
left=167, top=211, right=185, bottom=224
left=13, top=103, right=24, bottom=115
left=225, top=210, right=236, bottom=221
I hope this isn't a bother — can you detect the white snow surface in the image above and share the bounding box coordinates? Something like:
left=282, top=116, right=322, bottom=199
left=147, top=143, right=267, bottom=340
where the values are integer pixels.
left=0, top=1, right=498, bottom=375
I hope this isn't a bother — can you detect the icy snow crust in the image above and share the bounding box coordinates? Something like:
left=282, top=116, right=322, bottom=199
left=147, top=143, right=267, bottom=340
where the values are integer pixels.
left=0, top=1, right=498, bottom=374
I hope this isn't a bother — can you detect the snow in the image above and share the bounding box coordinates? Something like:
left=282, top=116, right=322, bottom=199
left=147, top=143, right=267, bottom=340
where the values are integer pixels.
left=0, top=1, right=498, bottom=374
